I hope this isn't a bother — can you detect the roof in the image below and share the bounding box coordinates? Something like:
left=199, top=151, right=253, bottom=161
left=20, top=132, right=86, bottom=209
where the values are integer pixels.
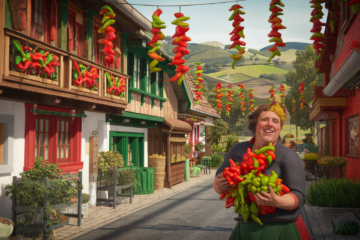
left=183, top=72, right=220, bottom=118
left=163, top=117, right=192, bottom=133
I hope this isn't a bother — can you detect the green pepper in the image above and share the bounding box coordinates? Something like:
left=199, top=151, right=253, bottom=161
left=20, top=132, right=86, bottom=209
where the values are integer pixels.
left=269, top=37, right=283, bottom=43
left=12, top=40, right=28, bottom=62
left=310, top=13, right=323, bottom=22
left=252, top=178, right=261, bottom=187
left=39, top=58, right=46, bottom=68
left=238, top=183, right=245, bottom=205
left=268, top=183, right=276, bottom=188
left=152, top=15, right=166, bottom=25
left=100, top=5, right=114, bottom=14
left=234, top=204, right=240, bottom=214
left=311, top=3, right=323, bottom=9
left=171, top=16, right=190, bottom=27
left=261, top=176, right=269, bottom=186
left=98, top=19, right=115, bottom=33
left=229, top=9, right=245, bottom=21
left=251, top=185, right=257, bottom=193
left=260, top=186, right=269, bottom=192
left=148, top=46, right=161, bottom=53
left=269, top=170, right=278, bottom=184
left=265, top=153, right=273, bottom=167
left=45, top=54, right=53, bottom=66
left=247, top=183, right=252, bottom=191
left=315, top=54, right=322, bottom=61
left=254, top=145, right=275, bottom=155
left=241, top=179, right=251, bottom=185
left=241, top=202, right=250, bottom=223
left=252, top=157, right=259, bottom=168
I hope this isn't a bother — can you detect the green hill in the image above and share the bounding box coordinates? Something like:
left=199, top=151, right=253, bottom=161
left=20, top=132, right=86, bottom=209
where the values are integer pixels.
left=259, top=42, right=311, bottom=52
left=208, top=65, right=289, bottom=79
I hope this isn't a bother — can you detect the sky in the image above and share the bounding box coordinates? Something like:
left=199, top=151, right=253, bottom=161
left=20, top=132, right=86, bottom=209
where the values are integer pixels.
left=126, top=0, right=328, bottom=50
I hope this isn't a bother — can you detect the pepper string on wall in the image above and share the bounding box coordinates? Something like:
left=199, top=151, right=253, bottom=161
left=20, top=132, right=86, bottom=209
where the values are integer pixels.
left=269, top=86, right=277, bottom=106
left=339, top=0, right=360, bottom=14
left=310, top=0, right=327, bottom=69
left=228, top=4, right=246, bottom=69
left=225, top=84, right=234, bottom=116
left=194, top=62, right=204, bottom=104
left=238, top=84, right=246, bottom=115
left=98, top=5, right=116, bottom=68
left=148, top=9, right=166, bottom=73
left=278, top=84, right=286, bottom=109
left=248, top=88, right=255, bottom=111
left=215, top=82, right=223, bottom=115
left=267, top=0, right=287, bottom=62
left=168, top=12, right=191, bottom=85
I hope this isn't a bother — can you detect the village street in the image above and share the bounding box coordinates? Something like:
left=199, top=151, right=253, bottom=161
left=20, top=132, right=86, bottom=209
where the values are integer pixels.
left=73, top=179, right=235, bottom=240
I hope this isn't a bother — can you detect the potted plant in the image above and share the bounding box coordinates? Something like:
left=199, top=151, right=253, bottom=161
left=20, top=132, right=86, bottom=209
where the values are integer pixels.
left=303, top=152, right=318, bottom=169
left=0, top=218, right=14, bottom=240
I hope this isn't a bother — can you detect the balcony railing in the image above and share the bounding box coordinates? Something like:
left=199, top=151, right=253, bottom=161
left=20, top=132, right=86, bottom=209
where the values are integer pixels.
left=2, top=28, right=128, bottom=111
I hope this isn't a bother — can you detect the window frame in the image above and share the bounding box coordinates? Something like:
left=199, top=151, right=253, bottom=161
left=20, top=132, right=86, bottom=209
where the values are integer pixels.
left=56, top=118, right=71, bottom=162
left=34, top=116, right=51, bottom=162
left=24, top=104, right=83, bottom=172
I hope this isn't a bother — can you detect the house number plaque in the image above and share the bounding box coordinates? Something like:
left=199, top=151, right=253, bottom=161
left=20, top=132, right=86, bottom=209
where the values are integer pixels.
left=89, top=136, right=98, bottom=182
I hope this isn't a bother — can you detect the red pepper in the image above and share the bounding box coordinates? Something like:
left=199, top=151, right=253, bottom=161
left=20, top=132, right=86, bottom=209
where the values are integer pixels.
left=233, top=175, right=244, bottom=183
left=271, top=6, right=283, bottom=12
left=98, top=39, right=113, bottom=48
left=219, top=192, right=227, bottom=200
left=226, top=197, right=235, bottom=205
left=247, top=148, right=257, bottom=158
left=259, top=205, right=269, bottom=215
left=268, top=207, right=276, bottom=214
left=257, top=153, right=267, bottom=160
left=248, top=192, right=256, bottom=202
left=172, top=26, right=190, bottom=39
left=280, top=184, right=290, bottom=193
left=267, top=151, right=275, bottom=160
left=173, top=47, right=190, bottom=54
left=16, top=60, right=32, bottom=70
left=268, top=29, right=282, bottom=38
left=225, top=202, right=234, bottom=208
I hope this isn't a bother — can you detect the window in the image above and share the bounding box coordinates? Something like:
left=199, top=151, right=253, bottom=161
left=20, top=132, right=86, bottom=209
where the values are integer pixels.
left=110, top=132, right=144, bottom=167
left=134, top=56, right=141, bottom=88
left=147, top=61, right=151, bottom=93
left=33, top=0, right=44, bottom=40
left=76, top=23, right=83, bottom=57
left=24, top=104, right=83, bottom=172
left=0, top=123, right=3, bottom=165
left=31, top=0, right=57, bottom=44
left=68, top=10, right=83, bottom=56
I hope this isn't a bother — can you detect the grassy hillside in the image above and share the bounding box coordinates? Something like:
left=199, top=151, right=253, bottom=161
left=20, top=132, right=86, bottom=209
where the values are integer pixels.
left=208, top=65, right=289, bottom=79
left=200, top=41, right=225, bottom=49
left=274, top=49, right=298, bottom=63
left=259, top=42, right=311, bottom=52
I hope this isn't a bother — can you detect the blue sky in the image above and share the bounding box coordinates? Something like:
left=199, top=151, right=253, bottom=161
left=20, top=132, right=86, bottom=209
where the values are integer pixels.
left=127, top=0, right=328, bottom=50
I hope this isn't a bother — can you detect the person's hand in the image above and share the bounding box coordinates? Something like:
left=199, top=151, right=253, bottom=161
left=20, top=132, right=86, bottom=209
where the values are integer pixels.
left=254, top=186, right=280, bottom=208
left=214, top=173, right=229, bottom=192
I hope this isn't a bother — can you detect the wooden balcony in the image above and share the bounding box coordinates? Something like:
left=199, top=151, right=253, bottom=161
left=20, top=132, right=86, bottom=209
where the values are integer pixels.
left=0, top=28, right=129, bottom=114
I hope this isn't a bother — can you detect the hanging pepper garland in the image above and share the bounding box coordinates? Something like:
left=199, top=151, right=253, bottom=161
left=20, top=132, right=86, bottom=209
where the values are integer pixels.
left=269, top=86, right=276, bottom=106
left=215, top=83, right=223, bottom=115
left=248, top=88, right=255, bottom=111
left=225, top=84, right=234, bottom=116
left=148, top=9, right=166, bottom=73
left=238, top=84, right=246, bottom=115
left=299, top=83, right=309, bottom=110
left=228, top=4, right=246, bottom=69
left=340, top=0, right=360, bottom=14
left=194, top=62, right=204, bottom=104
left=168, top=13, right=191, bottom=85
left=278, top=84, right=286, bottom=109
left=98, top=5, right=116, bottom=68
left=291, top=98, right=296, bottom=116
left=310, top=0, right=327, bottom=67
left=267, top=0, right=287, bottom=62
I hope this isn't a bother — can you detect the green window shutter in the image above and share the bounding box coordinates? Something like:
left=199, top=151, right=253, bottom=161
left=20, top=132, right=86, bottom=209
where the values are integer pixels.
left=127, top=52, right=134, bottom=87
left=159, top=71, right=164, bottom=98
left=140, top=58, right=147, bottom=91
left=151, top=72, right=156, bottom=95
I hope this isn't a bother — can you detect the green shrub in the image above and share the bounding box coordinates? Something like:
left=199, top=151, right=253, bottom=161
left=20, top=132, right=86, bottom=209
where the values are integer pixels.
left=224, top=135, right=238, bottom=153
left=304, top=153, right=318, bottom=160
left=211, top=154, right=224, bottom=167
left=211, top=142, right=225, bottom=153
left=306, top=178, right=360, bottom=208
left=98, top=151, right=124, bottom=171
left=82, top=193, right=90, bottom=204
left=306, top=143, right=318, bottom=153
left=195, top=142, right=205, bottom=152
left=117, top=168, right=137, bottom=185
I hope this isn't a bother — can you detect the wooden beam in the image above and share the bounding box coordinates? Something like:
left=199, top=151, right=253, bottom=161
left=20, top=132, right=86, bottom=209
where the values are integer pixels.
left=76, top=101, right=96, bottom=110
left=39, top=95, right=61, bottom=105
left=113, top=108, right=125, bottom=115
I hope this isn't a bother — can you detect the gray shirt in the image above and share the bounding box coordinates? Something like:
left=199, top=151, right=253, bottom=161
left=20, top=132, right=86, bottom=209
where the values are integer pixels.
left=215, top=137, right=306, bottom=222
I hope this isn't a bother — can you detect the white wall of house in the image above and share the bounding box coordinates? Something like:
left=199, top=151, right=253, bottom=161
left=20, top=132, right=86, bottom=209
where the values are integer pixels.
left=0, top=100, right=25, bottom=218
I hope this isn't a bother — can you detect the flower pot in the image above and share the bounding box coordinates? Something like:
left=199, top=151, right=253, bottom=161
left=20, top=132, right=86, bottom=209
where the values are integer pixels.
left=0, top=218, right=14, bottom=240
left=304, top=160, right=317, bottom=169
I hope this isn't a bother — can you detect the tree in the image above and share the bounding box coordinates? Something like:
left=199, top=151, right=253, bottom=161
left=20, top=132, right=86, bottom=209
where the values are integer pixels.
left=284, top=45, right=323, bottom=134
left=164, top=35, right=172, bottom=41
left=206, top=119, right=229, bottom=145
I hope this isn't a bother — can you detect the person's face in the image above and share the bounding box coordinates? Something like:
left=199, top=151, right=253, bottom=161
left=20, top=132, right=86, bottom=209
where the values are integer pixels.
left=255, top=111, right=281, bottom=145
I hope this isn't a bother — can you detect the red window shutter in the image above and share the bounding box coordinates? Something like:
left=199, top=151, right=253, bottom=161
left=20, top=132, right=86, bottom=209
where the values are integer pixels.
left=77, top=23, right=83, bottom=57
left=50, top=0, right=57, bottom=42
left=67, top=10, right=76, bottom=51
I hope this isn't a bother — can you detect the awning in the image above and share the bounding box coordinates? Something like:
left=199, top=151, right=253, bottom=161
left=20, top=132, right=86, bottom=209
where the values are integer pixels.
left=323, top=50, right=360, bottom=96
left=163, top=117, right=192, bottom=133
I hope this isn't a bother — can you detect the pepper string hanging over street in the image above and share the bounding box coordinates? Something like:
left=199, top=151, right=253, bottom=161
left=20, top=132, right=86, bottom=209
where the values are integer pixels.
left=215, top=82, right=223, bottom=115
left=194, top=62, right=204, bottom=104
left=238, top=84, right=246, bottom=115
left=168, top=12, right=191, bottom=84
left=310, top=0, right=327, bottom=66
left=228, top=4, right=246, bottom=69
left=98, top=5, right=116, bottom=68
left=148, top=9, right=166, bottom=73
left=225, top=84, right=233, bottom=116
left=248, top=88, right=255, bottom=111
left=267, top=0, right=287, bottom=62
left=269, top=86, right=276, bottom=106
left=219, top=143, right=290, bottom=226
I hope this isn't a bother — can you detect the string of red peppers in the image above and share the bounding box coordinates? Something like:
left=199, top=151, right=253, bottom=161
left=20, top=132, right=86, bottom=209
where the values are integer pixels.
left=279, top=84, right=286, bottom=109
left=219, top=143, right=291, bottom=225
left=225, top=84, right=233, bottom=116
left=238, top=84, right=246, bottom=115
left=168, top=13, right=191, bottom=85
left=228, top=4, right=246, bottom=69
left=215, top=83, right=223, bottom=115
left=148, top=9, right=166, bottom=73
left=342, top=0, right=360, bottom=14
left=98, top=5, right=116, bottom=68
left=194, top=62, right=204, bottom=104
left=299, top=83, right=309, bottom=110
left=269, top=86, right=276, bottom=106
left=248, top=88, right=255, bottom=111
left=310, top=0, right=327, bottom=68
left=267, top=0, right=287, bottom=62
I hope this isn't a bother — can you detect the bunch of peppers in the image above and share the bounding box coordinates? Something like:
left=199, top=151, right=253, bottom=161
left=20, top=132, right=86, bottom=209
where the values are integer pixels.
left=219, top=143, right=291, bottom=225
left=12, top=40, right=60, bottom=80
left=225, top=84, right=234, bottom=116
left=292, top=98, right=296, bottom=116
left=98, top=5, right=116, bottom=68
left=215, top=83, right=223, bottom=115
left=194, top=62, right=204, bottom=104
left=228, top=4, right=246, bottom=69
left=310, top=0, right=327, bottom=64
left=73, top=61, right=99, bottom=90
left=279, top=84, right=286, bottom=109
left=105, top=72, right=125, bottom=96
left=269, top=86, right=277, bottom=106
left=342, top=0, right=360, bottom=14
left=238, top=84, right=246, bottom=115
left=299, top=83, right=309, bottom=110
left=168, top=13, right=191, bottom=85
left=248, top=88, right=255, bottom=111
left=267, top=0, right=287, bottom=63
left=148, top=9, right=166, bottom=73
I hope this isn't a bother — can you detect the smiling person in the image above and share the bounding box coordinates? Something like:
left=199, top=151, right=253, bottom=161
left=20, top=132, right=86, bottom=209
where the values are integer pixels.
left=213, top=103, right=310, bottom=240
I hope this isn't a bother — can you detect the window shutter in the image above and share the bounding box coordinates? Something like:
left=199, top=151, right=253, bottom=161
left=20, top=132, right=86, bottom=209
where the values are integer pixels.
left=9, top=0, right=27, bottom=31
left=151, top=72, right=156, bottom=94
left=159, top=71, right=164, bottom=98
left=67, top=10, right=76, bottom=51
left=50, top=0, right=57, bottom=42
left=127, top=52, right=134, bottom=87
left=140, top=58, right=147, bottom=91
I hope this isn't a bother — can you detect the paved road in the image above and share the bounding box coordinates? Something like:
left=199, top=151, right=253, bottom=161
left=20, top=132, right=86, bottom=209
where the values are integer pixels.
left=74, top=179, right=237, bottom=240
